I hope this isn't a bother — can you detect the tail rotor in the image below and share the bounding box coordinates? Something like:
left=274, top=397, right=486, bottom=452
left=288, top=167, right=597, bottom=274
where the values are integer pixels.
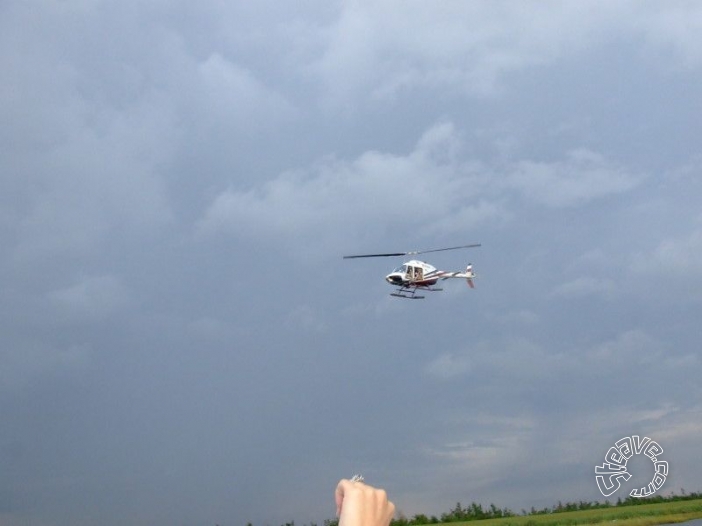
left=466, top=264, right=475, bottom=288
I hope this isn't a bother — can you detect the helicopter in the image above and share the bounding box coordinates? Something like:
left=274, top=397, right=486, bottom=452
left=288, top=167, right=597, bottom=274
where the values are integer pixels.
left=343, top=243, right=481, bottom=299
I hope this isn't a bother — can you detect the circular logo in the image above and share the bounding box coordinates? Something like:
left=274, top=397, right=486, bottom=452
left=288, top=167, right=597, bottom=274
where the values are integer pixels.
left=595, top=435, right=668, bottom=497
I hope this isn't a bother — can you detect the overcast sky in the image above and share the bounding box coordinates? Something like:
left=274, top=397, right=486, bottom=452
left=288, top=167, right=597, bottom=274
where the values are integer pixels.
left=2, top=1, right=702, bottom=525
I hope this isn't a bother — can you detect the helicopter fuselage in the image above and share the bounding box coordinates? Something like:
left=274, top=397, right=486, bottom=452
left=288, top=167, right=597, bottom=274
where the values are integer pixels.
left=385, top=260, right=440, bottom=287
left=342, top=243, right=479, bottom=298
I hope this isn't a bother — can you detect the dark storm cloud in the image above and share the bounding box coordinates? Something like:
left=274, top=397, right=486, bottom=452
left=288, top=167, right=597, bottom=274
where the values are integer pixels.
left=2, top=1, right=702, bottom=525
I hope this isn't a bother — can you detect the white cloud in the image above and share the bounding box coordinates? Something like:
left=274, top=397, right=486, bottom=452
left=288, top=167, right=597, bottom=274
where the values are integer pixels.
left=634, top=3, right=702, bottom=69
left=198, top=124, right=641, bottom=260
left=426, top=435, right=524, bottom=470
left=197, top=122, right=499, bottom=254
left=307, top=1, right=702, bottom=107
left=505, top=149, right=640, bottom=208
left=426, top=327, right=691, bottom=386
left=309, top=2, right=580, bottom=104
left=632, top=228, right=702, bottom=277
left=425, top=338, right=573, bottom=382
left=48, top=275, right=131, bottom=322
left=421, top=414, right=537, bottom=491
left=552, top=276, right=617, bottom=299
left=581, top=329, right=697, bottom=373
left=193, top=52, right=297, bottom=128
left=653, top=405, right=702, bottom=443
left=425, top=353, right=473, bottom=379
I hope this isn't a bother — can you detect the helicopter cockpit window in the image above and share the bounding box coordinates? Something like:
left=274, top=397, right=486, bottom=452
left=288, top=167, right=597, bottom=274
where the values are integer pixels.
left=392, top=265, right=406, bottom=274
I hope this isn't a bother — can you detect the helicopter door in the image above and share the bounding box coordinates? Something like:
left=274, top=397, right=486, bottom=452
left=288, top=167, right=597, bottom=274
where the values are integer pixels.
left=406, top=265, right=423, bottom=282
left=404, top=265, right=412, bottom=281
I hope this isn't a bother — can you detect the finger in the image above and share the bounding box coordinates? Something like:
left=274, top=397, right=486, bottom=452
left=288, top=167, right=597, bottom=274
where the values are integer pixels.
left=335, top=479, right=350, bottom=517
left=387, top=500, right=396, bottom=521
left=335, top=478, right=368, bottom=517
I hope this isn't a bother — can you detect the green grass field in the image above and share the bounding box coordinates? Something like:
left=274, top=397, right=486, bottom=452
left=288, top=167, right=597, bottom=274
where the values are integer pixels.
left=447, top=499, right=702, bottom=526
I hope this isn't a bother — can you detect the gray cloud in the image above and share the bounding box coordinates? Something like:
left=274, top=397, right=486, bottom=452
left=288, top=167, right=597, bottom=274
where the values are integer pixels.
left=2, top=1, right=702, bottom=525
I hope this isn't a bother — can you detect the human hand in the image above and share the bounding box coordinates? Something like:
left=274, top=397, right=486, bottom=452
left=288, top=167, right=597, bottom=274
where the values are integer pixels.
left=335, top=478, right=395, bottom=526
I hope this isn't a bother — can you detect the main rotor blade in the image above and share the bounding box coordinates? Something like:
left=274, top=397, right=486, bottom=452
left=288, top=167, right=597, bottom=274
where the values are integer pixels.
left=343, top=252, right=408, bottom=259
left=343, top=243, right=480, bottom=259
left=409, top=243, right=481, bottom=255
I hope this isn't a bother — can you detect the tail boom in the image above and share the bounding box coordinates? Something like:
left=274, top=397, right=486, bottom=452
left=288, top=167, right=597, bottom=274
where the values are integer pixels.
left=438, top=264, right=476, bottom=288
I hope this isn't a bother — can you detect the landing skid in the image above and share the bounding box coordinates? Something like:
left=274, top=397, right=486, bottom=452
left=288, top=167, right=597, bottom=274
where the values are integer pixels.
left=391, top=292, right=425, bottom=299
left=390, top=286, right=443, bottom=299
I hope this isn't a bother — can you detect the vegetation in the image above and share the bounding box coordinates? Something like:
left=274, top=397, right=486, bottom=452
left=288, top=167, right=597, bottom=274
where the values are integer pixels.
left=315, top=490, right=702, bottom=526
left=391, top=491, right=702, bottom=526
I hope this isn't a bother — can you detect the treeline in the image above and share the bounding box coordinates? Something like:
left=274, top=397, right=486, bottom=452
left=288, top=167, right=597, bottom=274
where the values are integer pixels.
left=522, top=489, right=702, bottom=517
left=398, top=501, right=516, bottom=524
left=314, top=488, right=702, bottom=526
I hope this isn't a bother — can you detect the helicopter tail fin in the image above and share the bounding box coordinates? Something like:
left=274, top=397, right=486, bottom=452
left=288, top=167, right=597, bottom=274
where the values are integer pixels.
left=466, top=264, right=475, bottom=288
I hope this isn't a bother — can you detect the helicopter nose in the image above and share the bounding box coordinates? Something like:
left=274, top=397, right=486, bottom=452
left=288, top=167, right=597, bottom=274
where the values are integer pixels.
left=386, top=273, right=402, bottom=284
